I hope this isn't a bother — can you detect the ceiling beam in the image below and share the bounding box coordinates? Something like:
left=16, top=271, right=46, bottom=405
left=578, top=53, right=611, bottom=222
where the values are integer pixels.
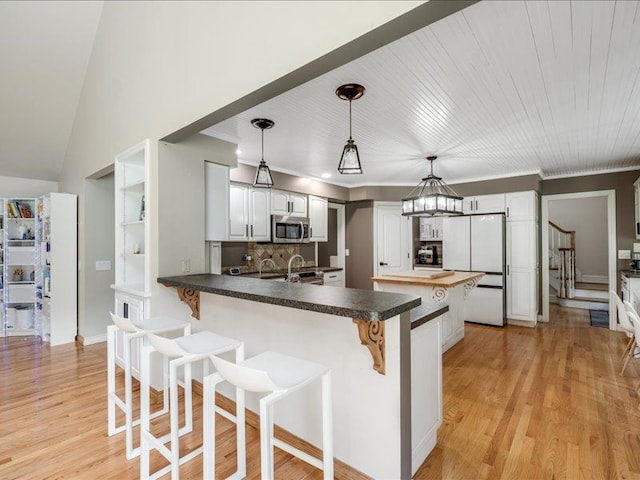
left=161, top=0, right=479, bottom=143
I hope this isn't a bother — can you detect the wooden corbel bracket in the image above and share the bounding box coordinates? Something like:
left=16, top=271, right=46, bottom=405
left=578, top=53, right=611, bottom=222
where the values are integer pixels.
left=353, top=319, right=385, bottom=375
left=175, top=287, right=200, bottom=320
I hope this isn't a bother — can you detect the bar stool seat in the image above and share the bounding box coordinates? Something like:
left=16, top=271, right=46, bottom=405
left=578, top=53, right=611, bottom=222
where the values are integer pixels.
left=203, top=351, right=333, bottom=480
left=107, top=312, right=190, bottom=459
left=140, top=330, right=244, bottom=480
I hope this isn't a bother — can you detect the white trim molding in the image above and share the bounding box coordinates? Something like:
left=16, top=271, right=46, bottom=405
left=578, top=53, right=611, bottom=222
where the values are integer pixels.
left=541, top=190, right=616, bottom=328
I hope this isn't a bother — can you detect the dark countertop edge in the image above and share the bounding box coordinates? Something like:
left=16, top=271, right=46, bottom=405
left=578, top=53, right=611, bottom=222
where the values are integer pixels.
left=235, top=266, right=343, bottom=279
left=158, top=275, right=420, bottom=322
left=622, top=270, right=640, bottom=278
left=410, top=304, right=449, bottom=330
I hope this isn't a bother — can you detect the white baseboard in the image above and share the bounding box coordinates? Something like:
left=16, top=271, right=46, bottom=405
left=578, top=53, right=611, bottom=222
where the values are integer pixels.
left=581, top=275, right=608, bottom=284
left=80, top=334, right=107, bottom=345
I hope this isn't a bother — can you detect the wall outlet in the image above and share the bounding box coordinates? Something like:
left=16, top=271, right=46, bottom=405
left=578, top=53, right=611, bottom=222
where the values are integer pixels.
left=345, top=249, right=350, bottom=257
left=619, top=250, right=631, bottom=260
left=181, top=259, right=191, bottom=273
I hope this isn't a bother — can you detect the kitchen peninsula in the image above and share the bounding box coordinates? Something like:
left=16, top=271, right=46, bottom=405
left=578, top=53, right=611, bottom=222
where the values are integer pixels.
left=157, top=273, right=445, bottom=478
left=372, top=270, right=484, bottom=352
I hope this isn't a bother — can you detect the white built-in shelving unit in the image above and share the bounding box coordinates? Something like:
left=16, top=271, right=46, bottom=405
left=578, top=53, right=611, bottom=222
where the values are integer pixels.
left=3, top=198, right=36, bottom=337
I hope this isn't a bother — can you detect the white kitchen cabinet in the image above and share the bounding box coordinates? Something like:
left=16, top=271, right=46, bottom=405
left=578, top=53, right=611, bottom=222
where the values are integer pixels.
left=506, top=191, right=537, bottom=222
left=113, top=291, right=146, bottom=377
left=634, top=177, right=640, bottom=239
left=205, top=162, right=229, bottom=241
left=323, top=269, right=344, bottom=287
left=419, top=217, right=443, bottom=241
left=463, top=194, right=505, bottom=214
left=271, top=189, right=307, bottom=217
left=506, top=219, right=538, bottom=324
left=308, top=195, right=328, bottom=242
left=34, top=193, right=77, bottom=346
left=229, top=183, right=271, bottom=241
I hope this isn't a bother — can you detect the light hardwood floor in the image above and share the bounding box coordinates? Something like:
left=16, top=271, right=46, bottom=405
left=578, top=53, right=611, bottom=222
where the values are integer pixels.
left=1, top=304, right=639, bottom=479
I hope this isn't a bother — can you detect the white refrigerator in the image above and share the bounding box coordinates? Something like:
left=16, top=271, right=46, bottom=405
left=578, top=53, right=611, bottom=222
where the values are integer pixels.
left=442, top=214, right=506, bottom=326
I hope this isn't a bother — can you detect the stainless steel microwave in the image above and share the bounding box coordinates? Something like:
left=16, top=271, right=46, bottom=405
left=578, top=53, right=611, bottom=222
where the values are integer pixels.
left=271, top=215, right=310, bottom=243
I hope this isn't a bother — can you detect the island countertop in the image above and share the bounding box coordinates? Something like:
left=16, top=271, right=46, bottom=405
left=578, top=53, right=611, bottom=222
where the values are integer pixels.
left=372, top=270, right=485, bottom=287
left=157, top=273, right=421, bottom=321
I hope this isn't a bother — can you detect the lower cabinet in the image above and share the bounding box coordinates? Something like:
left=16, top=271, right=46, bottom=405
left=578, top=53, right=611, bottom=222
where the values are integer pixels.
left=323, top=270, right=344, bottom=287
left=507, top=268, right=537, bottom=321
left=114, top=291, right=147, bottom=378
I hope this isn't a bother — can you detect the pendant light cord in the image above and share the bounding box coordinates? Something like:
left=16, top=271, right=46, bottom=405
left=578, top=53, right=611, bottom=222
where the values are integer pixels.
left=261, top=128, right=264, bottom=162
left=349, top=100, right=353, bottom=140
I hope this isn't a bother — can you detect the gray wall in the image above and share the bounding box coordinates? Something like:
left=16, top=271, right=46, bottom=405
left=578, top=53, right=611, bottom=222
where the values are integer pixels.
left=318, top=207, right=338, bottom=266
left=230, top=163, right=349, bottom=202
left=346, top=201, right=374, bottom=289
left=542, top=169, right=640, bottom=277
left=82, top=173, right=114, bottom=339
left=159, top=135, right=237, bottom=276
left=549, top=196, right=608, bottom=278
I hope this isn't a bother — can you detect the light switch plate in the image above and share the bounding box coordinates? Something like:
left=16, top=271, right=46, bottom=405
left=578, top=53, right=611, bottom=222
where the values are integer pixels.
left=619, top=250, right=631, bottom=260
left=95, top=260, right=112, bottom=271
left=345, top=249, right=350, bottom=257
left=634, top=243, right=640, bottom=252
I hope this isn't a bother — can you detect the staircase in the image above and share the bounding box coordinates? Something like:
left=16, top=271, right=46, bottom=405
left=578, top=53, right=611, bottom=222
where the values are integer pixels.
left=549, top=221, right=608, bottom=311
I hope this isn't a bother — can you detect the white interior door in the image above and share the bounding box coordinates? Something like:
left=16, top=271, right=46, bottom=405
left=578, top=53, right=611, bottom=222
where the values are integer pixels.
left=375, top=204, right=408, bottom=276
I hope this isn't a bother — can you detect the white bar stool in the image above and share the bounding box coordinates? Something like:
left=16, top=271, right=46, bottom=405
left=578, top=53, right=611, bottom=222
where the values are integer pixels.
left=107, top=312, right=191, bottom=459
left=203, top=351, right=333, bottom=480
left=140, top=330, right=244, bottom=480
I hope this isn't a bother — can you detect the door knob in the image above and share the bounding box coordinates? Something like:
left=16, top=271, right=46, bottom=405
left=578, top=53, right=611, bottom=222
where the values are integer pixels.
left=379, top=262, right=388, bottom=266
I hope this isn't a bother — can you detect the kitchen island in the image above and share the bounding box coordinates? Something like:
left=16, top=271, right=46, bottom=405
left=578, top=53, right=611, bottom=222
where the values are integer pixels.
left=372, top=270, right=484, bottom=352
left=157, top=273, right=445, bottom=478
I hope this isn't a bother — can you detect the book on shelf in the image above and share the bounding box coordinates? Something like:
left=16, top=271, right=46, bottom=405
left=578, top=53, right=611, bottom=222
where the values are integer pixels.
left=6, top=201, right=33, bottom=219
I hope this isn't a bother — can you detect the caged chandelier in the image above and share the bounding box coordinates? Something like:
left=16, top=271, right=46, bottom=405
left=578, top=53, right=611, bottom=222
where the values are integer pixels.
left=335, top=83, right=365, bottom=174
left=251, top=118, right=275, bottom=188
left=402, top=156, right=463, bottom=217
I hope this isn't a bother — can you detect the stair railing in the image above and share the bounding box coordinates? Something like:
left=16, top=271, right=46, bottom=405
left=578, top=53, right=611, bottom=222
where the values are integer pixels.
left=549, top=221, right=576, bottom=298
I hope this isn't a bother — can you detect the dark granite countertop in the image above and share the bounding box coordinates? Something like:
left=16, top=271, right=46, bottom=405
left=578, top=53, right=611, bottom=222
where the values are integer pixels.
left=410, top=304, right=449, bottom=330
left=158, top=273, right=420, bottom=322
left=237, top=266, right=343, bottom=280
left=622, top=270, right=640, bottom=279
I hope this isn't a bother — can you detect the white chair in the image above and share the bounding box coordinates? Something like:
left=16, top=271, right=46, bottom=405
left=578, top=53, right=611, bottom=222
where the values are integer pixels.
left=203, top=351, right=333, bottom=480
left=612, top=291, right=636, bottom=376
left=140, top=330, right=244, bottom=480
left=107, top=312, right=191, bottom=459
left=624, top=301, right=640, bottom=398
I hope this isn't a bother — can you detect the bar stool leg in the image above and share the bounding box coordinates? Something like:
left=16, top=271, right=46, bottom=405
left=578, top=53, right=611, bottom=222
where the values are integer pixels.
left=235, top=344, right=246, bottom=478
left=170, top=361, right=181, bottom=479
left=140, top=345, right=152, bottom=479
left=107, top=325, right=117, bottom=436
left=123, top=333, right=135, bottom=459
left=322, top=371, right=334, bottom=480
left=259, top=397, right=273, bottom=480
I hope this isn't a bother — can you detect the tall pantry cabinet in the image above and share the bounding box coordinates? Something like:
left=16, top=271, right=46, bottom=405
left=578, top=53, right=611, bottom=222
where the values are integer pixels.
left=505, top=191, right=539, bottom=325
left=34, top=193, right=78, bottom=345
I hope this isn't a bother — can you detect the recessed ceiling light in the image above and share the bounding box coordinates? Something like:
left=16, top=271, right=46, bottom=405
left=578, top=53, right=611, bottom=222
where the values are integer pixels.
left=321, top=172, right=331, bottom=179
left=235, top=148, right=242, bottom=155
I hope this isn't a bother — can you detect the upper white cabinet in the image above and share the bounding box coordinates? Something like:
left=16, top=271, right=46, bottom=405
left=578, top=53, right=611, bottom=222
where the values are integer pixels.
left=114, top=140, right=150, bottom=296
left=271, top=189, right=307, bottom=217
left=463, top=194, right=506, bottom=214
left=308, top=195, right=328, bottom=242
left=419, top=217, right=443, bottom=241
left=229, top=183, right=271, bottom=241
left=205, top=162, right=229, bottom=241
left=634, top=176, right=640, bottom=239
left=506, top=191, right=537, bottom=221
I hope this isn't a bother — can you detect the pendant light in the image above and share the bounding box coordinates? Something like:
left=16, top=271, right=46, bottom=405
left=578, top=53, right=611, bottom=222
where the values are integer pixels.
left=402, top=156, right=463, bottom=216
left=251, top=118, right=275, bottom=188
left=336, top=83, right=365, bottom=174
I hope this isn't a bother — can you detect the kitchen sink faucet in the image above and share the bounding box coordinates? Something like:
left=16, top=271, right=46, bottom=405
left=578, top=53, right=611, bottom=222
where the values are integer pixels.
left=287, top=254, right=305, bottom=280
left=259, top=258, right=277, bottom=278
